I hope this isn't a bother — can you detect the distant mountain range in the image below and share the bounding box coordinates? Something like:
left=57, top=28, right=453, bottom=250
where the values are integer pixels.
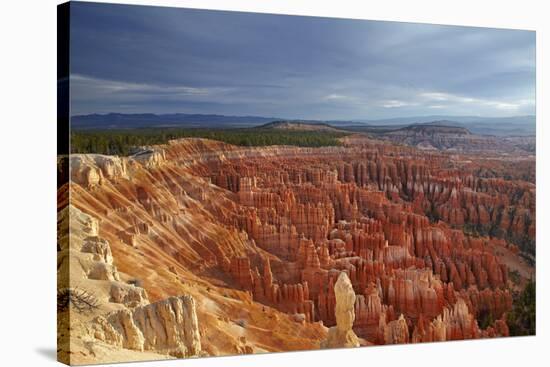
left=71, top=113, right=535, bottom=136
left=354, top=115, right=535, bottom=125
left=71, top=113, right=279, bottom=129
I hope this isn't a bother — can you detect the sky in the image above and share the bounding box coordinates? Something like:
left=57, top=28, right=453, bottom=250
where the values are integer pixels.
left=69, top=2, right=536, bottom=120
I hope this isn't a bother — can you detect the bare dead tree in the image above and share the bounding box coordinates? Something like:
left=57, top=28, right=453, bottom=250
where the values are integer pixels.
left=57, top=287, right=100, bottom=313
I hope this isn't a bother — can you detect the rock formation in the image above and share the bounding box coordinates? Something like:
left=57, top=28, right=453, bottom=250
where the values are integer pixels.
left=384, top=314, right=409, bottom=344
left=57, top=205, right=204, bottom=364
left=322, top=272, right=360, bottom=348
left=93, top=295, right=201, bottom=358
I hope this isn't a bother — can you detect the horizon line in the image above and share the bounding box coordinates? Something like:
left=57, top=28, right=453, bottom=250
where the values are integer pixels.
left=71, top=112, right=536, bottom=120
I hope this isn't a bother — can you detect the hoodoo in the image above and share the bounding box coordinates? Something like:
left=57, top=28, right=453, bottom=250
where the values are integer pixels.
left=322, top=272, right=361, bottom=348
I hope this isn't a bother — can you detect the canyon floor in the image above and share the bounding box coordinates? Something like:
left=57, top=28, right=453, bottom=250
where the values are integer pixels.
left=57, top=132, right=535, bottom=365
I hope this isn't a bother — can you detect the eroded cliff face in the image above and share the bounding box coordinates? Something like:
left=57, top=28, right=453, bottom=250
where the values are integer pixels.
left=378, top=124, right=531, bottom=154
left=57, top=205, right=202, bottom=364
left=61, top=135, right=534, bottom=363
left=92, top=295, right=201, bottom=357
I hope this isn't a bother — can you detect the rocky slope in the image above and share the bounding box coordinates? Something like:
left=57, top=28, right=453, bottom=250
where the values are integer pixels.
left=59, top=133, right=534, bottom=363
left=57, top=205, right=202, bottom=364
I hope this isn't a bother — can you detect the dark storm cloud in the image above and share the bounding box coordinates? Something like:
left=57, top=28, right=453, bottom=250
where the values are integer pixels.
left=69, top=2, right=536, bottom=119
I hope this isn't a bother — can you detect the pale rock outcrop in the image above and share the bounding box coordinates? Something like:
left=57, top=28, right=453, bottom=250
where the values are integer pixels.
left=322, top=272, right=360, bottom=348
left=109, top=308, right=145, bottom=351
left=58, top=205, right=121, bottom=282
left=88, top=261, right=120, bottom=281
left=81, top=236, right=113, bottom=264
left=70, top=154, right=128, bottom=187
left=131, top=148, right=166, bottom=168
left=93, top=295, right=202, bottom=358
left=110, top=283, right=149, bottom=307
left=91, top=315, right=124, bottom=347
left=60, top=203, right=204, bottom=362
